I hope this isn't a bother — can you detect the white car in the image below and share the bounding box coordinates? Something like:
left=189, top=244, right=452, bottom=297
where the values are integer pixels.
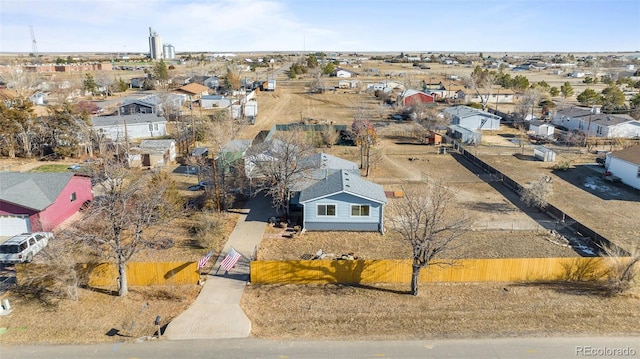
left=0, top=232, right=53, bottom=264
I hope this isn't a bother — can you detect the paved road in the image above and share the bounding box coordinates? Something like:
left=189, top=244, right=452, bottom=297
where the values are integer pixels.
left=2, top=337, right=638, bottom=358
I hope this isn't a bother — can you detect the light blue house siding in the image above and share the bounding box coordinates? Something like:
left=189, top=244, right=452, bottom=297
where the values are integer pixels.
left=302, top=192, right=383, bottom=232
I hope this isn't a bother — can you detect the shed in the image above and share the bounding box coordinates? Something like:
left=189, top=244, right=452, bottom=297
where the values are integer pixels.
left=528, top=121, right=555, bottom=137
left=533, top=146, right=556, bottom=162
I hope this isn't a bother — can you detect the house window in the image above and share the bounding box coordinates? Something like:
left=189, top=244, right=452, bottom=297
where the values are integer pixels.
left=149, top=123, right=153, bottom=132
left=351, top=205, right=370, bottom=216
left=70, top=192, right=77, bottom=202
left=317, top=204, right=336, bottom=216
left=637, top=167, right=640, bottom=178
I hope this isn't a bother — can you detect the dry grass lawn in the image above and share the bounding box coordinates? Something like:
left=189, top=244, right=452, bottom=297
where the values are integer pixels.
left=242, top=282, right=640, bottom=340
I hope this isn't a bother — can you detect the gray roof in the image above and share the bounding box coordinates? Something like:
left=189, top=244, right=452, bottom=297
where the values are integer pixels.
left=221, top=140, right=251, bottom=153
left=191, top=147, right=209, bottom=157
left=139, top=139, right=175, bottom=150
left=442, top=106, right=501, bottom=120
left=555, top=107, right=636, bottom=126
left=91, top=113, right=166, bottom=127
left=299, top=170, right=387, bottom=204
left=299, top=153, right=358, bottom=171
left=0, top=172, right=75, bottom=211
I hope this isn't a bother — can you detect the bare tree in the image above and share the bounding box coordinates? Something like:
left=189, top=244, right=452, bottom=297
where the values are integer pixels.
left=67, top=166, right=179, bottom=297
left=245, top=129, right=316, bottom=215
left=515, top=88, right=542, bottom=120
left=387, top=184, right=471, bottom=296
left=352, top=114, right=377, bottom=177
left=520, top=175, right=553, bottom=209
left=464, top=66, right=496, bottom=111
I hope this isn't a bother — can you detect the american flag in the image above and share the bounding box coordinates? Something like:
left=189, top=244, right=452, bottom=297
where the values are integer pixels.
left=197, top=250, right=214, bottom=269
left=220, top=247, right=242, bottom=272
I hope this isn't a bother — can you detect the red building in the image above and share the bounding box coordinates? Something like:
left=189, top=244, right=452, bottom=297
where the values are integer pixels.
left=0, top=172, right=93, bottom=236
left=400, top=89, right=435, bottom=107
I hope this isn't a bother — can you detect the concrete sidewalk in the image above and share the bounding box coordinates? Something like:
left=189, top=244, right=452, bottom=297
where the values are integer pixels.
left=164, top=195, right=273, bottom=340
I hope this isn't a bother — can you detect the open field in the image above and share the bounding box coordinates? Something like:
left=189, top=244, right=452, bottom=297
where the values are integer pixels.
left=242, top=282, right=640, bottom=340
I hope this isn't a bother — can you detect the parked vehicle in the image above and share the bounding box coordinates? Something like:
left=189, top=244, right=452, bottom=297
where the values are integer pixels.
left=0, top=232, right=53, bottom=264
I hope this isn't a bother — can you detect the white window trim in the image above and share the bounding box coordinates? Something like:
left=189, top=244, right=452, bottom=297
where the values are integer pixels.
left=350, top=204, right=371, bottom=217
left=316, top=203, right=337, bottom=217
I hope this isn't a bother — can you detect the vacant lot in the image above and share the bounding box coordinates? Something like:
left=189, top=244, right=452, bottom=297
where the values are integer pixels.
left=241, top=282, right=640, bottom=340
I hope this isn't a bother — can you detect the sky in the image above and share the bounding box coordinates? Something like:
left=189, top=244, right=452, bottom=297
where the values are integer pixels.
left=0, top=0, right=639, bottom=54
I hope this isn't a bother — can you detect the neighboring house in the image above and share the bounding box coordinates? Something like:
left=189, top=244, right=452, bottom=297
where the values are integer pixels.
left=135, top=139, right=177, bottom=167
left=338, top=80, right=359, bottom=89
left=399, top=89, right=436, bottom=107
left=552, top=107, right=640, bottom=138
left=0, top=172, right=93, bottom=236
left=298, top=170, right=387, bottom=233
left=130, top=77, right=147, bottom=89
left=191, top=75, right=220, bottom=90
left=119, top=100, right=158, bottom=115
left=219, top=139, right=252, bottom=174
left=333, top=68, right=357, bottom=78
left=443, top=106, right=501, bottom=131
left=456, top=89, right=516, bottom=104
left=92, top=113, right=167, bottom=141
left=605, top=145, right=640, bottom=190
left=175, top=83, right=210, bottom=102
left=201, top=95, right=232, bottom=108
left=528, top=120, right=555, bottom=137
left=170, top=75, right=192, bottom=86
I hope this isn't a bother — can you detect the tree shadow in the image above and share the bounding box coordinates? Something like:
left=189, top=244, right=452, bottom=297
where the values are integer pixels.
left=508, top=281, right=611, bottom=297
left=551, top=165, right=640, bottom=202
left=512, top=153, right=536, bottom=161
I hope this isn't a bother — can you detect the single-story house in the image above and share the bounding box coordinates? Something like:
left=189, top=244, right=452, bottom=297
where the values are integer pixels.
left=552, top=107, right=640, bottom=138
left=443, top=106, right=501, bottom=131
left=333, top=68, right=358, bottom=78
left=605, top=145, right=640, bottom=190
left=201, top=95, right=232, bottom=109
left=456, top=89, right=516, bottom=104
left=298, top=169, right=387, bottom=233
left=399, top=89, right=436, bottom=107
left=175, top=83, right=210, bottom=102
left=0, top=172, right=93, bottom=236
left=119, top=100, right=159, bottom=115
left=338, top=80, right=359, bottom=89
left=92, top=113, right=167, bottom=141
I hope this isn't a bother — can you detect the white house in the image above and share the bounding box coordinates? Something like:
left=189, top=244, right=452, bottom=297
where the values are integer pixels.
left=92, top=113, right=167, bottom=141
left=442, top=106, right=501, bottom=131
left=456, top=89, right=516, bottom=104
left=552, top=107, right=640, bottom=138
left=334, top=68, right=357, bottom=78
left=605, top=145, right=640, bottom=190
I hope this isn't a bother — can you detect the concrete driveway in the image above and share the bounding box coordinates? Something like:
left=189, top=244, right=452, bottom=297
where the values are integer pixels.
left=164, top=194, right=274, bottom=340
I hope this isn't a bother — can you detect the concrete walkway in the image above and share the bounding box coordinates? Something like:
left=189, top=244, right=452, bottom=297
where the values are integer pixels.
left=164, top=195, right=274, bottom=340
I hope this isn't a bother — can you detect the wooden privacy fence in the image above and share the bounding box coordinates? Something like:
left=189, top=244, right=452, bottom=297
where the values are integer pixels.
left=17, top=262, right=199, bottom=288
left=79, top=262, right=199, bottom=287
left=250, top=257, right=626, bottom=285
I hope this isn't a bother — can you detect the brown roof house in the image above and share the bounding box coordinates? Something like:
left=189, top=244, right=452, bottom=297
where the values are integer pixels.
left=175, top=83, right=210, bottom=102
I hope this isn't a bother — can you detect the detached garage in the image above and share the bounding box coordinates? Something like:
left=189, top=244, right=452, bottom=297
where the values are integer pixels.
left=0, top=172, right=93, bottom=236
